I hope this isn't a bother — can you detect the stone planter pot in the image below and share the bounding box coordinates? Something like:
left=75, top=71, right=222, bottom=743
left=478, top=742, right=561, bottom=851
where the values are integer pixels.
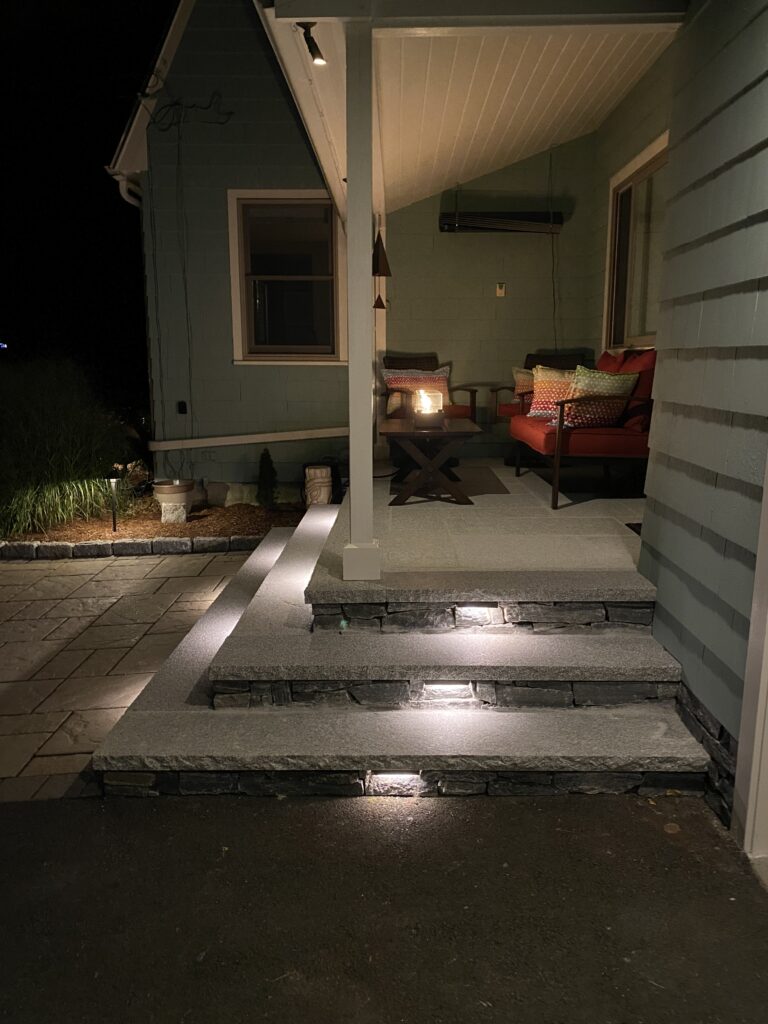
left=153, top=479, right=195, bottom=524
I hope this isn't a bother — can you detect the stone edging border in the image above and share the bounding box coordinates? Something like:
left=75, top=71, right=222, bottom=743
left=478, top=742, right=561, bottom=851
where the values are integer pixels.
left=0, top=536, right=264, bottom=560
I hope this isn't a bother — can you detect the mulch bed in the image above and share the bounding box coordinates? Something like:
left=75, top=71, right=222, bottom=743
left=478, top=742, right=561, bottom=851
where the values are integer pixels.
left=15, top=498, right=305, bottom=542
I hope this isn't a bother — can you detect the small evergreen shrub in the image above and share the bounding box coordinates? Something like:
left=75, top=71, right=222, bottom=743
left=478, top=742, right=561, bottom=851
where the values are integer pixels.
left=0, top=359, right=132, bottom=536
left=257, top=447, right=277, bottom=510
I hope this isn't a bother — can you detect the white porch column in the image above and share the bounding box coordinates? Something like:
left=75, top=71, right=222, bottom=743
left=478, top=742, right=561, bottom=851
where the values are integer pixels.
left=342, top=20, right=381, bottom=581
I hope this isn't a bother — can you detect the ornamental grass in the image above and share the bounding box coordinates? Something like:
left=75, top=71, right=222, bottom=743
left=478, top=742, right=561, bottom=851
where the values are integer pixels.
left=0, top=359, right=134, bottom=537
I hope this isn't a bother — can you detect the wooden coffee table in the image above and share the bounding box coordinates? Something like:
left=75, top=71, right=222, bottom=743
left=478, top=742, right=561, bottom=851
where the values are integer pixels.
left=379, top=418, right=482, bottom=506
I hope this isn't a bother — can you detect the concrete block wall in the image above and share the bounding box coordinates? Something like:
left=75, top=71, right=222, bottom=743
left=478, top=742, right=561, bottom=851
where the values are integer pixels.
left=386, top=133, right=597, bottom=403
left=637, top=0, right=768, bottom=737
left=142, top=0, right=347, bottom=484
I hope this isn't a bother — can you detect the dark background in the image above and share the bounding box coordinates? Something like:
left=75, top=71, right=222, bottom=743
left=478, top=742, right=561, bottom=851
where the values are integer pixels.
left=1, top=1, right=178, bottom=426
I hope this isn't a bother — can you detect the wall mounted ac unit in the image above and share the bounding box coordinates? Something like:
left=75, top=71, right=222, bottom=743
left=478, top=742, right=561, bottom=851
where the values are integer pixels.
left=438, top=210, right=563, bottom=234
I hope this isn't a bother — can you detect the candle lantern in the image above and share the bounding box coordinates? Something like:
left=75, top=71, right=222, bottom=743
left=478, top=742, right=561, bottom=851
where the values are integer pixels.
left=412, top=388, right=445, bottom=428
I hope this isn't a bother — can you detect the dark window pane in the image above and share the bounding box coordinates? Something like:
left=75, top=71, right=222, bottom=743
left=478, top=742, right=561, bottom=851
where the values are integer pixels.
left=244, top=203, right=333, bottom=277
left=249, top=279, right=334, bottom=352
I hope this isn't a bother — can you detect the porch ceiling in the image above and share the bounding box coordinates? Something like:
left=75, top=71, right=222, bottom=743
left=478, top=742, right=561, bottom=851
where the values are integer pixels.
left=375, top=25, right=677, bottom=211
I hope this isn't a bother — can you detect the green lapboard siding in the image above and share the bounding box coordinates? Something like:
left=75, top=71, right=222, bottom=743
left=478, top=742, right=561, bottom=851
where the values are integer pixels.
left=637, top=0, right=768, bottom=737
left=141, top=0, right=348, bottom=483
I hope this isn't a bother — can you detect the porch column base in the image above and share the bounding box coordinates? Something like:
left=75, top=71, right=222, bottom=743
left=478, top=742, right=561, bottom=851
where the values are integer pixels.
left=343, top=541, right=381, bottom=581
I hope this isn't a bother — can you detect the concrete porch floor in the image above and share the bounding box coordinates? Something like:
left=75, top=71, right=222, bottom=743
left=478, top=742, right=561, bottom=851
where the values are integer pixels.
left=307, top=458, right=649, bottom=604
left=2, top=795, right=768, bottom=1023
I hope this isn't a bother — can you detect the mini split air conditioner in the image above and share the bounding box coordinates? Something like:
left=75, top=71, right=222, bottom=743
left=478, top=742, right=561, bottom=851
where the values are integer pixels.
left=438, top=210, right=563, bottom=234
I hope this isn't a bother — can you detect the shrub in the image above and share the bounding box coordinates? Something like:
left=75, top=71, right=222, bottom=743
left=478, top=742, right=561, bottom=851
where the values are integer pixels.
left=257, top=447, right=277, bottom=510
left=0, top=359, right=132, bottom=536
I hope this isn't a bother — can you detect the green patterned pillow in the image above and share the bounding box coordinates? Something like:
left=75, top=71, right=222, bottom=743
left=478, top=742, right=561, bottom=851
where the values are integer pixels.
left=561, top=365, right=639, bottom=428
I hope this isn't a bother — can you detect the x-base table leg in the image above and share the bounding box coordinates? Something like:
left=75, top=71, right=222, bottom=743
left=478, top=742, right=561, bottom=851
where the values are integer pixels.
left=389, top=437, right=472, bottom=505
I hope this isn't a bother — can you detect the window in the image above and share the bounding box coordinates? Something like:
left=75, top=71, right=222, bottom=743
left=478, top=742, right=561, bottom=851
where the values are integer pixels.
left=606, top=146, right=668, bottom=348
left=228, top=191, right=345, bottom=363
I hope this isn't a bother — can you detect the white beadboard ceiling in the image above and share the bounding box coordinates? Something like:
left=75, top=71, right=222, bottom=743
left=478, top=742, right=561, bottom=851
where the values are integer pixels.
left=374, top=26, right=676, bottom=211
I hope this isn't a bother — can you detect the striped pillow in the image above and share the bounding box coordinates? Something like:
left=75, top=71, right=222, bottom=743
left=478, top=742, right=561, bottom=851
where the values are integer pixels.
left=562, top=365, right=639, bottom=427
left=383, top=366, right=450, bottom=416
left=527, top=365, right=575, bottom=418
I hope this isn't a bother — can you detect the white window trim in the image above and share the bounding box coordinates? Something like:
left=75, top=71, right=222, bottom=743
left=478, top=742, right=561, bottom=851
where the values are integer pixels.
left=227, top=188, right=348, bottom=366
left=601, top=130, right=670, bottom=352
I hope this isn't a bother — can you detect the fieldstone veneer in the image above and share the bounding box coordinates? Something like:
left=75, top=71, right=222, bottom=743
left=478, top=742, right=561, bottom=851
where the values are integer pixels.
left=102, top=768, right=707, bottom=799
left=310, top=600, right=654, bottom=634
left=211, top=679, right=679, bottom=710
left=675, top=683, right=737, bottom=827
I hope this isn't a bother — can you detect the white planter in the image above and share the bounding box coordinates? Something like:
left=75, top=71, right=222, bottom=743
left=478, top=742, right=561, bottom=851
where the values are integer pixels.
left=154, top=480, right=195, bottom=524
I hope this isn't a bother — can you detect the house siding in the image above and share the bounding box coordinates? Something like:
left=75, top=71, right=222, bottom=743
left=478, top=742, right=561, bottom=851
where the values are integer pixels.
left=141, top=0, right=348, bottom=482
left=637, top=0, right=768, bottom=737
left=386, top=133, right=597, bottom=395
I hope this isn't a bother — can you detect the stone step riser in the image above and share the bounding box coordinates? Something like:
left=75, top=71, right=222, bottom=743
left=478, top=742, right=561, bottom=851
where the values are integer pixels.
left=102, top=767, right=707, bottom=799
left=212, top=679, right=680, bottom=709
left=312, top=600, right=654, bottom=635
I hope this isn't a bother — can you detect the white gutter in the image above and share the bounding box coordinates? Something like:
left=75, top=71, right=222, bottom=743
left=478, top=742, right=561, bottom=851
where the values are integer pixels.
left=107, top=0, right=196, bottom=204
left=113, top=173, right=142, bottom=209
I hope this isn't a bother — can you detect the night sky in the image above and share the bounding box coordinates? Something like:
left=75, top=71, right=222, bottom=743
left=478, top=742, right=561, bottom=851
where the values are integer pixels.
left=2, top=1, right=178, bottom=425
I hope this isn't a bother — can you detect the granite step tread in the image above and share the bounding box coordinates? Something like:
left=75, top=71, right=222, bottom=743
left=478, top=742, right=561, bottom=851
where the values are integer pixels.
left=94, top=703, right=706, bottom=773
left=235, top=504, right=340, bottom=635
left=130, top=528, right=294, bottom=712
left=209, top=632, right=681, bottom=683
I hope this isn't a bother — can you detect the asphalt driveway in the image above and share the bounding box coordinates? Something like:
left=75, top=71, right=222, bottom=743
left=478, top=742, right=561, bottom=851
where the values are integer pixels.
left=2, top=794, right=768, bottom=1024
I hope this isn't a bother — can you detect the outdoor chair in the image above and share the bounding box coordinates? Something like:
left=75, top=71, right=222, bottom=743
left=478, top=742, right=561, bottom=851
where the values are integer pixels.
left=507, top=348, right=656, bottom=509
left=381, top=354, right=478, bottom=423
left=490, top=352, right=581, bottom=421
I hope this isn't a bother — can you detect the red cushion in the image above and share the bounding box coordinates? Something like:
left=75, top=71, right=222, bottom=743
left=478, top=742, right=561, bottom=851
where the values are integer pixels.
left=498, top=401, right=522, bottom=418
left=444, top=403, right=471, bottom=419
left=597, top=350, right=626, bottom=373
left=510, top=415, right=649, bottom=458
left=621, top=349, right=656, bottom=400
left=595, top=349, right=655, bottom=399
left=593, top=348, right=656, bottom=432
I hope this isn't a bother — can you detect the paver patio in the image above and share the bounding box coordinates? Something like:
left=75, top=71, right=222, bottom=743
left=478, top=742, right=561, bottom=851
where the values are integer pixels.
left=0, top=551, right=249, bottom=800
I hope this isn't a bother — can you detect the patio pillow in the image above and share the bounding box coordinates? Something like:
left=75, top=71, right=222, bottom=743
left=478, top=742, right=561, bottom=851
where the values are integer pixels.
left=527, top=365, right=575, bottom=418
left=561, top=365, right=639, bottom=428
left=383, top=365, right=450, bottom=416
left=512, top=366, right=534, bottom=392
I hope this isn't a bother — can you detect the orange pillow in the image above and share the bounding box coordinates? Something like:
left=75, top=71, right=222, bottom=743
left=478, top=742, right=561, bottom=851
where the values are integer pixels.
left=527, top=365, right=575, bottom=418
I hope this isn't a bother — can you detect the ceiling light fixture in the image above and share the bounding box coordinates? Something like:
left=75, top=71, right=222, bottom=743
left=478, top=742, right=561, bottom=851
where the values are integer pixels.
left=296, top=22, right=326, bottom=66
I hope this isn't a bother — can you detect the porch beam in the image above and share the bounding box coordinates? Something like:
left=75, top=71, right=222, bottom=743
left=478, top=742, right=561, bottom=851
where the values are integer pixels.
left=274, top=1, right=687, bottom=26
left=342, top=19, right=381, bottom=581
